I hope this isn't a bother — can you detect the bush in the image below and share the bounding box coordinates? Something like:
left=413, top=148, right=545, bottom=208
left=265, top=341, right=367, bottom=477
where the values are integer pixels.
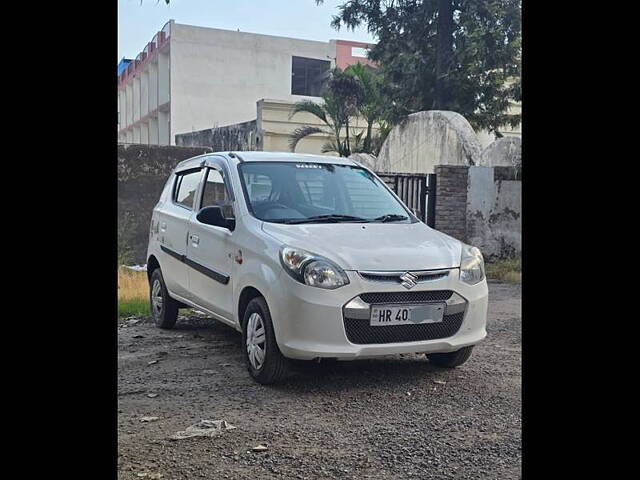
left=485, top=256, right=521, bottom=284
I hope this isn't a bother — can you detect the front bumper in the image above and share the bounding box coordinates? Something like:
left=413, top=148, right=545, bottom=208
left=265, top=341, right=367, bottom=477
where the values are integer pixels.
left=268, top=268, right=488, bottom=360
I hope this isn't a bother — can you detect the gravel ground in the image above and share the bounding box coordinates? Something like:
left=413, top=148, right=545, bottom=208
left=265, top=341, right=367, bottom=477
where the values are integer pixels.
left=118, top=281, right=521, bottom=479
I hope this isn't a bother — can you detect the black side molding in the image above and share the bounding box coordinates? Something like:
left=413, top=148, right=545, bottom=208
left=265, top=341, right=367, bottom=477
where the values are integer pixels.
left=184, top=257, right=230, bottom=285
left=160, top=245, right=230, bottom=285
left=161, top=245, right=184, bottom=262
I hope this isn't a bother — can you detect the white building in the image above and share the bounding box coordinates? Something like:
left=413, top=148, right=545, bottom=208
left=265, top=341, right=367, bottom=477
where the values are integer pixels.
left=117, top=20, right=375, bottom=145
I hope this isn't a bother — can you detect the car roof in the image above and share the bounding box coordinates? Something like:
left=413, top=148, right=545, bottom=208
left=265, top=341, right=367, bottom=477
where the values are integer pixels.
left=173, top=151, right=361, bottom=173
left=227, top=151, right=358, bottom=165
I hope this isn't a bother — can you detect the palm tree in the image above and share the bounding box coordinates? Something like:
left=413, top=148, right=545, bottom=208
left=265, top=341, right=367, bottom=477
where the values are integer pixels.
left=344, top=63, right=383, bottom=154
left=289, top=69, right=364, bottom=157
left=288, top=97, right=347, bottom=156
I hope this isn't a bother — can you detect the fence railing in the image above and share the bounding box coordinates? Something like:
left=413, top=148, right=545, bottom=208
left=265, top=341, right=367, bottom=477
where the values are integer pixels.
left=375, top=172, right=436, bottom=227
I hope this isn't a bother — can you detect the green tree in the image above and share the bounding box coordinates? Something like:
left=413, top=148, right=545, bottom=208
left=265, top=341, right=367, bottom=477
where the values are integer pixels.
left=289, top=69, right=365, bottom=157
left=344, top=63, right=384, bottom=153
left=316, top=0, right=521, bottom=135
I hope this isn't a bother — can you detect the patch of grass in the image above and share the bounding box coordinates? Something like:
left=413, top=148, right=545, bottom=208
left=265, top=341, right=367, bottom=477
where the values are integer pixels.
left=118, top=267, right=150, bottom=317
left=118, top=298, right=150, bottom=317
left=485, top=256, right=521, bottom=284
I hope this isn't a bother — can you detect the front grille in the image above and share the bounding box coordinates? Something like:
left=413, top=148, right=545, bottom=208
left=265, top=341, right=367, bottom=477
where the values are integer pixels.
left=359, top=271, right=449, bottom=284
left=359, top=290, right=453, bottom=304
left=344, top=312, right=464, bottom=344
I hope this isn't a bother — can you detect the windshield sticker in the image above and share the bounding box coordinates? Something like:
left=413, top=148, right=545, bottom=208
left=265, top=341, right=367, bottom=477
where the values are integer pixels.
left=295, top=164, right=323, bottom=169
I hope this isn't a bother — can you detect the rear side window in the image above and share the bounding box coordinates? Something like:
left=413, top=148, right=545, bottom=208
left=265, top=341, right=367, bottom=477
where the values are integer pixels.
left=174, top=169, right=202, bottom=209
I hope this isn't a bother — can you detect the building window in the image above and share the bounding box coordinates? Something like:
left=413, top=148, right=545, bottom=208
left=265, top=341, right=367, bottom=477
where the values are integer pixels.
left=291, top=56, right=330, bottom=97
left=352, top=47, right=369, bottom=58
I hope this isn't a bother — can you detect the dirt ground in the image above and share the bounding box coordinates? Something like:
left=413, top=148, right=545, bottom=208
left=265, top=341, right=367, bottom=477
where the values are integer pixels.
left=118, top=281, right=521, bottom=479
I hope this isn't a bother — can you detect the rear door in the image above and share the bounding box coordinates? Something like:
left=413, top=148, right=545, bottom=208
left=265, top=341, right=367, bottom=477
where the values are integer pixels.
left=156, top=167, right=203, bottom=299
left=186, top=159, right=235, bottom=319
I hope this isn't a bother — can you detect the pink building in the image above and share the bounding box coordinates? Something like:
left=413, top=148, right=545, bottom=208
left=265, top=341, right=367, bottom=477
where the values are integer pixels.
left=334, top=40, right=377, bottom=70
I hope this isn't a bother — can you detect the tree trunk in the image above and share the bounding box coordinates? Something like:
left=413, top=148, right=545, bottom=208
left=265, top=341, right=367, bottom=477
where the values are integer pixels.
left=364, top=120, right=373, bottom=153
left=434, top=0, right=454, bottom=109
left=344, top=119, right=351, bottom=157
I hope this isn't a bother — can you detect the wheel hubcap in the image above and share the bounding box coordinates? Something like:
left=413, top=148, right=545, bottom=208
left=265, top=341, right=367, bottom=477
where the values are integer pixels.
left=151, top=279, right=163, bottom=316
left=246, top=313, right=266, bottom=370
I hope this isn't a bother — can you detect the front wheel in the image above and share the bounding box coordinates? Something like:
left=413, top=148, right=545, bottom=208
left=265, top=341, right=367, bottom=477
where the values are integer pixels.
left=426, top=346, right=474, bottom=368
left=242, top=297, right=290, bottom=384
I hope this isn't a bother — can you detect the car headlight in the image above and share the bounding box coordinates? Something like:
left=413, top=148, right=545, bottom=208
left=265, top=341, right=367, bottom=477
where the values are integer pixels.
left=459, top=243, right=485, bottom=285
left=279, top=246, right=349, bottom=289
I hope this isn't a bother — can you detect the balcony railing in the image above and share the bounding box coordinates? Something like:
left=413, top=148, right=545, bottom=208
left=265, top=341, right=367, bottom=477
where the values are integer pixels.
left=118, top=20, right=173, bottom=85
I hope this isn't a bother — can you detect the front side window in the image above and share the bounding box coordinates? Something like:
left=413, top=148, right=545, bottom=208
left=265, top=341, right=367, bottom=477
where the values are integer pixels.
left=238, top=162, right=413, bottom=224
left=201, top=168, right=230, bottom=208
left=174, top=169, right=202, bottom=209
left=291, top=56, right=330, bottom=96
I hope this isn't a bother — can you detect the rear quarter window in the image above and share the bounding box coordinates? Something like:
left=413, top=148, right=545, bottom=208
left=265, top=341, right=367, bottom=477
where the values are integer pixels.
left=173, top=169, right=202, bottom=209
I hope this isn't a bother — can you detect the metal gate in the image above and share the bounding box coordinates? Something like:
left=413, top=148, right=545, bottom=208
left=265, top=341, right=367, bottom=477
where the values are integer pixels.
left=375, top=172, right=436, bottom=227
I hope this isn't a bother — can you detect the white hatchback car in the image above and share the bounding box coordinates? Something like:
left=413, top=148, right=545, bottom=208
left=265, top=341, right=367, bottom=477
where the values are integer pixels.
left=147, top=151, right=488, bottom=384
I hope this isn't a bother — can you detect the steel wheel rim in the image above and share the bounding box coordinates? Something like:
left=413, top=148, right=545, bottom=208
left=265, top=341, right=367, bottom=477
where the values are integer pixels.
left=246, top=312, right=266, bottom=370
left=151, top=279, right=163, bottom=316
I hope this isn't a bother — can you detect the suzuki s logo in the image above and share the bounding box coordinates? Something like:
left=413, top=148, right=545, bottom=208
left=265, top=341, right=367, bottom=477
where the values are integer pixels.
left=400, top=272, right=418, bottom=290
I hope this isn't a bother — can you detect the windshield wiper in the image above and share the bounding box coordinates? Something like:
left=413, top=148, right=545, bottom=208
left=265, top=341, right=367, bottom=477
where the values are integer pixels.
left=282, top=214, right=369, bottom=224
left=372, top=214, right=409, bottom=223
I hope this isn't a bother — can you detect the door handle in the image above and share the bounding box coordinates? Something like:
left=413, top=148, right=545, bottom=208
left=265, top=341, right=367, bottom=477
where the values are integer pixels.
left=160, top=222, right=167, bottom=232
left=190, top=234, right=200, bottom=246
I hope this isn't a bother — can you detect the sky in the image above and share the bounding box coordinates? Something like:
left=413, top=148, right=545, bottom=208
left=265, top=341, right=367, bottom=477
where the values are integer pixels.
left=118, top=0, right=377, bottom=63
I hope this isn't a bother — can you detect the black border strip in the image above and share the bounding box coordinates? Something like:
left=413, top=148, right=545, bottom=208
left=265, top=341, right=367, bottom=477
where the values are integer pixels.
left=160, top=245, right=230, bottom=285
left=160, top=244, right=184, bottom=262
left=184, top=257, right=230, bottom=285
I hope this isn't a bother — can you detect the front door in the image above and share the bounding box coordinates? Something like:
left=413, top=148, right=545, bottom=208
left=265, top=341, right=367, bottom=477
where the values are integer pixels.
left=186, top=165, right=235, bottom=319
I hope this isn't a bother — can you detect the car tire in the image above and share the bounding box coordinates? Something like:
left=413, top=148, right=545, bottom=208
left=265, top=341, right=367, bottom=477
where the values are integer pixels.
left=426, top=346, right=474, bottom=368
left=242, top=297, right=290, bottom=384
left=149, top=268, right=179, bottom=329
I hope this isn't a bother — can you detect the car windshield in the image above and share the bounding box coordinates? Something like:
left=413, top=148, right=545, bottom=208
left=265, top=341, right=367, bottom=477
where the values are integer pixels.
left=238, top=162, right=413, bottom=224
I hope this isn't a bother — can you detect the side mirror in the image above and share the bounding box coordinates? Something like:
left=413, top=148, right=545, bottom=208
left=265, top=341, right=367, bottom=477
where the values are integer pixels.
left=196, top=206, right=235, bottom=230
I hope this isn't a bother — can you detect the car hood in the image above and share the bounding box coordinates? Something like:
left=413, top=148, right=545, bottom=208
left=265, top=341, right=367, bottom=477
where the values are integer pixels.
left=261, top=222, right=462, bottom=271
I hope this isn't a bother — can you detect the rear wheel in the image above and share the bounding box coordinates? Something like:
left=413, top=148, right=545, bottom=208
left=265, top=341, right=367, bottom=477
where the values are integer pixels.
left=427, top=346, right=474, bottom=368
left=242, top=297, right=290, bottom=384
left=149, top=269, right=179, bottom=329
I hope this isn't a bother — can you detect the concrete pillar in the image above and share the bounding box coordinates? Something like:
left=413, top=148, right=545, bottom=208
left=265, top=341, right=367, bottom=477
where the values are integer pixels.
left=158, top=51, right=170, bottom=106
left=140, top=121, right=149, bottom=144
left=140, top=70, right=149, bottom=118
left=133, top=77, right=141, bottom=122
left=118, top=91, right=123, bottom=129
left=148, top=61, right=158, bottom=111
left=125, top=84, right=133, bottom=127
left=149, top=116, right=159, bottom=144
left=120, top=89, right=128, bottom=129
left=158, top=111, right=169, bottom=145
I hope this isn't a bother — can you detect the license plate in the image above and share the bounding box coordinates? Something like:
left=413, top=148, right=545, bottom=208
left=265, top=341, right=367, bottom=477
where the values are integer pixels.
left=370, top=304, right=445, bottom=326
